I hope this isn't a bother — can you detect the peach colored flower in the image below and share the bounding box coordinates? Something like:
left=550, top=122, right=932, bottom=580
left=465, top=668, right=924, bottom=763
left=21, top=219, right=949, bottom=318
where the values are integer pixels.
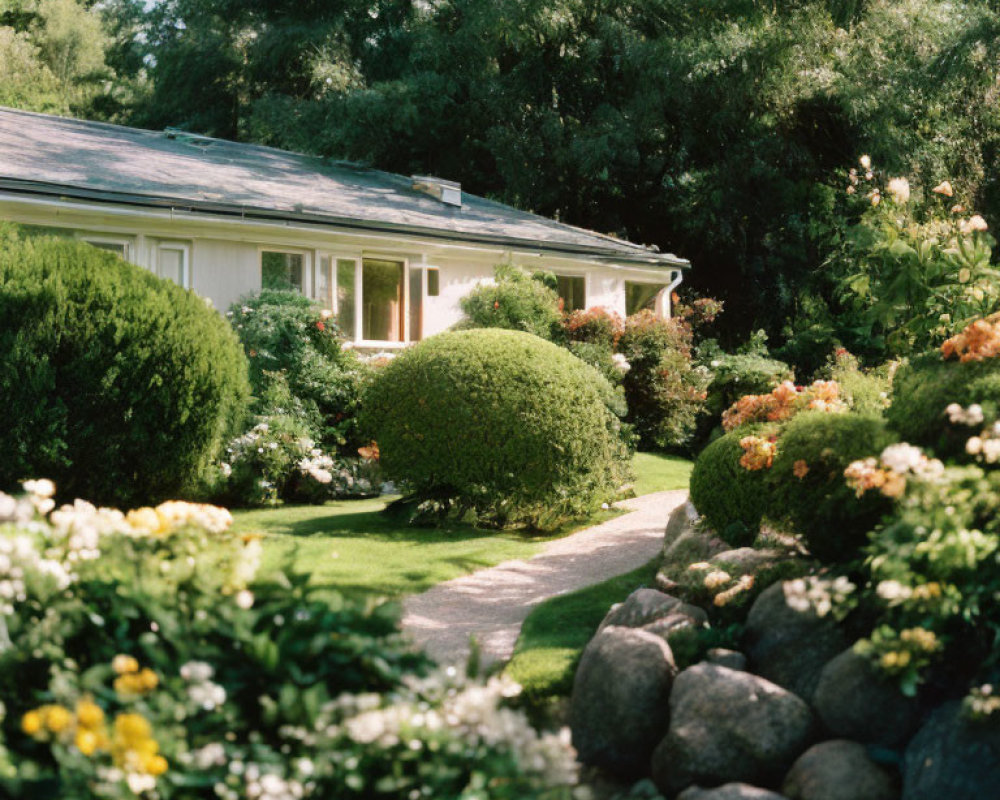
left=932, top=180, right=954, bottom=197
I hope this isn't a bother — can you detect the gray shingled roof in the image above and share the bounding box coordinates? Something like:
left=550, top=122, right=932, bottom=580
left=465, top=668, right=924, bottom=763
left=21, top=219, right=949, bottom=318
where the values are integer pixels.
left=0, top=107, right=686, bottom=268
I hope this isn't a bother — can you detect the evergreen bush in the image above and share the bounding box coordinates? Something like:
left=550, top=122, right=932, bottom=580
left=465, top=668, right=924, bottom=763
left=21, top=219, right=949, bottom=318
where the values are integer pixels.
left=768, top=411, right=897, bottom=562
left=361, top=329, right=631, bottom=529
left=457, top=264, right=563, bottom=340
left=0, top=232, right=248, bottom=506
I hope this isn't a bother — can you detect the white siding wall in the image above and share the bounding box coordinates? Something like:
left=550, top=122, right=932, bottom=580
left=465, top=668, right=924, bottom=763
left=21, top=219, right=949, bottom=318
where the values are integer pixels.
left=191, top=239, right=260, bottom=312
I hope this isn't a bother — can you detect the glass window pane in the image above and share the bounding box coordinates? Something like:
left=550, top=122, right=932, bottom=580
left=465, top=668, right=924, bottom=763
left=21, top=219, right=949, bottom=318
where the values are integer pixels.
left=625, top=282, right=666, bottom=316
left=409, top=267, right=423, bottom=342
left=159, top=248, right=185, bottom=286
left=557, top=275, right=586, bottom=312
left=262, top=251, right=303, bottom=291
left=336, top=259, right=356, bottom=338
left=315, top=255, right=333, bottom=306
left=87, top=240, right=128, bottom=259
left=427, top=268, right=440, bottom=297
left=362, top=258, right=404, bottom=341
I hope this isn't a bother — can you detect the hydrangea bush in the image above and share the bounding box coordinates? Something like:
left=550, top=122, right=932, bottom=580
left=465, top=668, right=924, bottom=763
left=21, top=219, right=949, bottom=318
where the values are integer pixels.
left=0, top=482, right=579, bottom=799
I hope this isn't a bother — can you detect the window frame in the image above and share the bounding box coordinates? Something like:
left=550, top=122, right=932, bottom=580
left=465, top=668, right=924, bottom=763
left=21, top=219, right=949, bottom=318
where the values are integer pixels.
left=259, top=247, right=311, bottom=294
left=554, top=272, right=587, bottom=313
left=154, top=241, right=191, bottom=289
left=77, top=234, right=134, bottom=262
left=323, top=252, right=418, bottom=348
left=624, top=280, right=669, bottom=318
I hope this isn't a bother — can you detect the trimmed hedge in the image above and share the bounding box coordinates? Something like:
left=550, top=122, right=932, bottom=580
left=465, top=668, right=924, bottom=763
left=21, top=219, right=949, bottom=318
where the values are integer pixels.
left=0, top=232, right=249, bottom=506
left=887, top=350, right=1000, bottom=458
left=360, top=328, right=631, bottom=529
left=769, top=411, right=897, bottom=562
left=689, top=425, right=776, bottom=545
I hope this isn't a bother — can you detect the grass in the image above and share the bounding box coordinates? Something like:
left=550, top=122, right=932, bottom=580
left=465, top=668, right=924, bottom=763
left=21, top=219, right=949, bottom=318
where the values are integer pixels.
left=505, top=558, right=662, bottom=699
left=231, top=451, right=690, bottom=599
left=503, top=452, right=693, bottom=699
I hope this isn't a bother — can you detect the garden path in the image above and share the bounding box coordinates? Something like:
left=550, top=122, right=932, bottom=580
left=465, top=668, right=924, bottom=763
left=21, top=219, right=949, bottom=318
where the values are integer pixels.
left=401, top=489, right=688, bottom=668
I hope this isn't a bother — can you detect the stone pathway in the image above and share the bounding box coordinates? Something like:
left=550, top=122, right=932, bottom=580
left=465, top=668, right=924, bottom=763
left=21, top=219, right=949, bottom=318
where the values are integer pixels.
left=401, top=488, right=688, bottom=668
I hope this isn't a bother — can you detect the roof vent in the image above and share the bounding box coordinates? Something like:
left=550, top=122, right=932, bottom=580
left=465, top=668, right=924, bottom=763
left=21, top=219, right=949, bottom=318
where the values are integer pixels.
left=412, top=175, right=462, bottom=207
left=164, top=127, right=217, bottom=148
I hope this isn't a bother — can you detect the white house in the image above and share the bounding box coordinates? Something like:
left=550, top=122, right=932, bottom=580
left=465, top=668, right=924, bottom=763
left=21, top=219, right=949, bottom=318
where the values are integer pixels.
left=0, top=107, right=688, bottom=348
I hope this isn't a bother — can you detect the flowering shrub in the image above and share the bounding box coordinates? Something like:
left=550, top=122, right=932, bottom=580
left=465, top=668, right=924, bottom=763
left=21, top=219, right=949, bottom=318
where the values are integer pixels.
left=228, top=290, right=367, bottom=452
left=837, top=159, right=1000, bottom=356
left=941, top=312, right=1000, bottom=362
left=0, top=482, right=578, bottom=798
left=689, top=425, right=778, bottom=545
left=559, top=306, right=624, bottom=349
left=738, top=436, right=776, bottom=471
left=0, top=231, right=249, bottom=507
left=721, top=380, right=845, bottom=431
left=823, top=348, right=894, bottom=416
left=619, top=310, right=710, bottom=451
left=768, top=412, right=897, bottom=562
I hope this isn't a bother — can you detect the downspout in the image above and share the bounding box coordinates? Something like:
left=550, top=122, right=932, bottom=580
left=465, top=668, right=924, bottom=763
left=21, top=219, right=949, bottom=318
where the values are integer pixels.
left=663, top=269, right=684, bottom=318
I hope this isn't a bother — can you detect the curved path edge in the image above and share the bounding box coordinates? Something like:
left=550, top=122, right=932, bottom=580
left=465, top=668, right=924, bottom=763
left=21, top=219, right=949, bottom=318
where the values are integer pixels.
left=401, top=488, right=689, bottom=668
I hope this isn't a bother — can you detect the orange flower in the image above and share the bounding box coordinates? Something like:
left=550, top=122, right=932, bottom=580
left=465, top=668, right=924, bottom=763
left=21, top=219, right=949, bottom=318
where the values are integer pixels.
left=932, top=180, right=954, bottom=197
left=942, top=314, right=1000, bottom=362
left=793, top=460, right=809, bottom=479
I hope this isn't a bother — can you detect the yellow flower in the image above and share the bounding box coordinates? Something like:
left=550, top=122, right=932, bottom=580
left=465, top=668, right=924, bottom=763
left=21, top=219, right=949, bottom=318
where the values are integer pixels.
left=125, top=507, right=165, bottom=534
left=76, top=699, right=105, bottom=729
left=880, top=651, right=899, bottom=669
left=21, top=711, right=42, bottom=736
left=114, top=713, right=152, bottom=744
left=43, top=705, right=73, bottom=735
left=75, top=729, right=100, bottom=757
left=145, top=754, right=169, bottom=776
left=113, top=655, right=140, bottom=675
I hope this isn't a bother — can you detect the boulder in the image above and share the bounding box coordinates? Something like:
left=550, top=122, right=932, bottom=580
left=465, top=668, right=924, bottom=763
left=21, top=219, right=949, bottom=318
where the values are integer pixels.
left=569, top=626, right=676, bottom=778
left=641, top=611, right=708, bottom=642
left=903, top=701, right=1000, bottom=800
left=812, top=648, right=920, bottom=748
left=678, top=784, right=789, bottom=800
left=783, top=740, right=897, bottom=800
left=706, top=648, right=748, bottom=671
left=599, top=588, right=705, bottom=632
left=743, top=581, right=848, bottom=700
left=712, top=547, right=789, bottom=575
left=651, top=663, right=814, bottom=796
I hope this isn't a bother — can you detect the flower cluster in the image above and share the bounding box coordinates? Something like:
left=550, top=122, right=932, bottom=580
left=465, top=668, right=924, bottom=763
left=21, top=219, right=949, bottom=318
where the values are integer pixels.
left=112, top=656, right=159, bottom=698
left=560, top=306, right=624, bottom=348
left=783, top=576, right=857, bottom=620
left=964, top=684, right=1000, bottom=721
left=722, top=380, right=845, bottom=431
left=941, top=313, right=1000, bottom=362
left=739, top=435, right=777, bottom=471
left=181, top=661, right=227, bottom=711
left=687, top=563, right=756, bottom=607
left=845, top=443, right=944, bottom=499
left=855, top=625, right=942, bottom=688
left=126, top=501, right=232, bottom=536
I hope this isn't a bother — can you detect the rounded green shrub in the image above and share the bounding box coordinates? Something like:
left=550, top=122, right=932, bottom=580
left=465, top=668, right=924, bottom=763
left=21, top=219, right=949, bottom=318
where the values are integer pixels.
left=688, top=425, right=777, bottom=545
left=360, top=328, right=631, bottom=529
left=768, top=411, right=898, bottom=562
left=0, top=233, right=249, bottom=506
left=458, top=264, right=563, bottom=340
left=887, top=350, right=1000, bottom=458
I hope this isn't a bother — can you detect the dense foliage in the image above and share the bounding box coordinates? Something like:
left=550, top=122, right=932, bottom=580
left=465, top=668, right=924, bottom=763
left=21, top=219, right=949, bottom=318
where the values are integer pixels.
left=457, top=265, right=564, bottom=341
left=0, top=231, right=248, bottom=507
left=688, top=425, right=776, bottom=545
left=361, top=329, right=631, bottom=529
left=0, top=484, right=578, bottom=799
left=767, top=411, right=897, bottom=562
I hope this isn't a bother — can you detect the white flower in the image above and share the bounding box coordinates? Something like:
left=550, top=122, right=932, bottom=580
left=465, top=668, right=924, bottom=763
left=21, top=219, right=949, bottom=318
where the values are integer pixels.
left=879, top=443, right=925, bottom=474
left=860, top=154, right=872, bottom=169
left=22, top=479, right=55, bottom=498
left=180, top=661, right=215, bottom=682
left=611, top=353, right=631, bottom=373
left=887, top=177, right=910, bottom=204
left=235, top=589, right=255, bottom=609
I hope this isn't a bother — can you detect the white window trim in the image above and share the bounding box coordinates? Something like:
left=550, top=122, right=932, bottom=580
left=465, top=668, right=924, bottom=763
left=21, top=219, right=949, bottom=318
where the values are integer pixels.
left=76, top=234, right=134, bottom=262
left=258, top=246, right=312, bottom=295
left=326, top=252, right=418, bottom=347
left=154, top=241, right=191, bottom=289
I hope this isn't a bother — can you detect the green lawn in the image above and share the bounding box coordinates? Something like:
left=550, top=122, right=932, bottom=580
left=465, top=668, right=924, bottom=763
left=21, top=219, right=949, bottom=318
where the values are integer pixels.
left=231, top=451, right=691, bottom=599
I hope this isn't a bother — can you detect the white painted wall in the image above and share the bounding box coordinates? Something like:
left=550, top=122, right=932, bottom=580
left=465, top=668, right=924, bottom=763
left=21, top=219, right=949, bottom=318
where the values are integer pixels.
left=0, top=193, right=683, bottom=343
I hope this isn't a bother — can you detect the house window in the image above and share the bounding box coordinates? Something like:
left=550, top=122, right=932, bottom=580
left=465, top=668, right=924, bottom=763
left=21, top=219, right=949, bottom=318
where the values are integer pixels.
left=314, top=255, right=333, bottom=308
left=82, top=237, right=131, bottom=261
left=557, top=275, right=586, bottom=312
left=335, top=258, right=357, bottom=337
left=261, top=250, right=304, bottom=291
left=361, top=258, right=405, bottom=342
left=625, top=281, right=667, bottom=316
left=427, top=267, right=440, bottom=297
left=156, top=243, right=189, bottom=288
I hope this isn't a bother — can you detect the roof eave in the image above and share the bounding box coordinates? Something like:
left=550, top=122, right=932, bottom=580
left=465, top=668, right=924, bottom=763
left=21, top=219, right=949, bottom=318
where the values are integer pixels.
left=0, top=178, right=690, bottom=270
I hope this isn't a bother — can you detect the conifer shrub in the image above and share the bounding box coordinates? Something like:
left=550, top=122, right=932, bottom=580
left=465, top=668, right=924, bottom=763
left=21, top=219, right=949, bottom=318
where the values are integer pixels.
left=688, top=425, right=777, bottom=545
left=361, top=329, right=631, bottom=529
left=768, top=411, right=898, bottom=562
left=0, top=232, right=249, bottom=506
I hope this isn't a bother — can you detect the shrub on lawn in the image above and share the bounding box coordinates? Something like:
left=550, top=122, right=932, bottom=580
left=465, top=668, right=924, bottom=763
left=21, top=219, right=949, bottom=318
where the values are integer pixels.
left=768, top=411, right=898, bottom=561
left=0, top=485, right=577, bottom=799
left=360, top=328, right=631, bottom=529
left=887, top=348, right=1000, bottom=459
left=0, top=232, right=248, bottom=507
left=228, top=289, right=367, bottom=450
left=618, top=310, right=709, bottom=452
left=457, top=264, right=563, bottom=340
left=688, top=425, right=777, bottom=545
